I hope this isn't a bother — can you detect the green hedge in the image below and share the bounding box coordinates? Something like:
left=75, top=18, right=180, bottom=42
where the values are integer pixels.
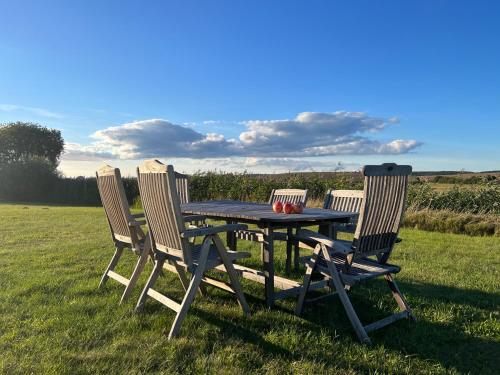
left=1, top=170, right=499, bottom=216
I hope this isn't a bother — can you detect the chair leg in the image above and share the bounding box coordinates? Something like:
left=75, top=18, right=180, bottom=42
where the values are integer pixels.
left=385, top=274, right=416, bottom=321
left=212, top=235, right=250, bottom=316
left=285, top=228, right=292, bottom=274
left=321, top=244, right=371, bottom=345
left=99, top=247, right=124, bottom=288
left=295, top=244, right=321, bottom=315
left=168, top=238, right=211, bottom=339
left=120, top=246, right=150, bottom=303
left=135, top=257, right=165, bottom=312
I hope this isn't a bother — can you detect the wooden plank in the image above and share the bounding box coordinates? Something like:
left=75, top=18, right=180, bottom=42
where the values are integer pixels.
left=107, top=270, right=129, bottom=286
left=363, top=311, right=409, bottom=333
left=201, top=276, right=235, bottom=294
left=269, top=189, right=308, bottom=205
left=147, top=288, right=182, bottom=312
left=215, top=263, right=266, bottom=284
left=181, top=201, right=355, bottom=223
left=181, top=223, right=247, bottom=238
left=214, top=263, right=301, bottom=290
left=275, top=279, right=329, bottom=299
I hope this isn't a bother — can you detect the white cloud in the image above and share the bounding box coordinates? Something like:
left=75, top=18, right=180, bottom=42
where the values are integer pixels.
left=62, top=112, right=421, bottom=161
left=302, top=139, right=421, bottom=156
left=0, top=104, right=63, bottom=119
left=244, top=157, right=358, bottom=172
left=62, top=142, right=115, bottom=161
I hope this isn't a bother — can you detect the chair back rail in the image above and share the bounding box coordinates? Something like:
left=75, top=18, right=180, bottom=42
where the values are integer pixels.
left=137, top=160, right=191, bottom=265
left=175, top=172, right=190, bottom=204
left=96, top=165, right=135, bottom=244
left=269, top=189, right=308, bottom=205
left=352, top=164, right=411, bottom=261
left=323, top=189, right=364, bottom=213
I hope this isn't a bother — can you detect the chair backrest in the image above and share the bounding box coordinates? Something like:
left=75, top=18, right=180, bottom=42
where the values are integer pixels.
left=268, top=189, right=308, bottom=205
left=323, top=189, right=364, bottom=213
left=175, top=171, right=190, bottom=204
left=352, top=163, right=412, bottom=261
left=137, top=160, right=191, bottom=265
left=96, top=165, right=135, bottom=244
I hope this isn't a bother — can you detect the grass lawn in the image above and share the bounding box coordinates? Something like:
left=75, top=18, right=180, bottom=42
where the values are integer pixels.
left=0, top=203, right=499, bottom=374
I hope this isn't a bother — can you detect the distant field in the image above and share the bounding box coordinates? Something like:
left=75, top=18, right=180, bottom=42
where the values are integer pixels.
left=427, top=183, right=477, bottom=192
left=0, top=204, right=499, bottom=374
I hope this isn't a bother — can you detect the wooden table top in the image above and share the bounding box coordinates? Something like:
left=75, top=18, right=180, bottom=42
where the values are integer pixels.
left=181, top=200, right=355, bottom=224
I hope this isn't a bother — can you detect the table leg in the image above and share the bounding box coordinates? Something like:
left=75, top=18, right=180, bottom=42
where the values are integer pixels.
left=319, top=223, right=332, bottom=237
left=293, top=225, right=300, bottom=271
left=226, top=220, right=237, bottom=251
left=286, top=227, right=292, bottom=274
left=262, top=227, right=274, bottom=308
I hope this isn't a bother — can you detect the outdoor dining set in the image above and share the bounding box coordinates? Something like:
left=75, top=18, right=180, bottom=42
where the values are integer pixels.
left=96, top=160, right=415, bottom=345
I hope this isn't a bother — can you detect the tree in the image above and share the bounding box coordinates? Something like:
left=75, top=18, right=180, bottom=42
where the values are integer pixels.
left=0, top=122, right=65, bottom=165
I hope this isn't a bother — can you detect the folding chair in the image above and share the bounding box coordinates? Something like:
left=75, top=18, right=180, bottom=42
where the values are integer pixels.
left=135, top=160, right=250, bottom=339
left=96, top=165, right=151, bottom=303
left=235, top=188, right=308, bottom=273
left=323, top=189, right=364, bottom=238
left=294, top=163, right=416, bottom=345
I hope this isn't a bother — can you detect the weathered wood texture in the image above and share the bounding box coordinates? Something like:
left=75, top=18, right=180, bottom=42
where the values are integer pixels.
left=174, top=171, right=190, bottom=204
left=182, top=200, right=353, bottom=224
left=268, top=189, right=308, bottom=205
left=136, top=160, right=250, bottom=339
left=323, top=189, right=364, bottom=212
left=96, top=165, right=136, bottom=244
left=96, top=165, right=150, bottom=303
left=137, top=161, right=190, bottom=265
left=324, top=189, right=363, bottom=232
left=181, top=200, right=353, bottom=307
left=235, top=188, right=308, bottom=274
left=353, top=163, right=412, bottom=261
left=294, top=163, right=415, bottom=345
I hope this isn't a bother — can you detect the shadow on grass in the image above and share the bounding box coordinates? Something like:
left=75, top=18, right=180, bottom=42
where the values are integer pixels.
left=112, top=271, right=500, bottom=373
left=297, top=279, right=500, bottom=374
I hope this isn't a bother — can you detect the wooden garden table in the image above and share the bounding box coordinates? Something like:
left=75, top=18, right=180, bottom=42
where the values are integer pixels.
left=181, top=200, right=355, bottom=307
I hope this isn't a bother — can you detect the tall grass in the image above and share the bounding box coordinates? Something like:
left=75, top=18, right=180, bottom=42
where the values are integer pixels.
left=2, top=170, right=498, bottom=218
left=408, top=182, right=499, bottom=214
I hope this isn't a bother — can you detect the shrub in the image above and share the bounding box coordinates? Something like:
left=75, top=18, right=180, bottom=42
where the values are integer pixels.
left=403, top=209, right=500, bottom=236
left=0, top=158, right=59, bottom=201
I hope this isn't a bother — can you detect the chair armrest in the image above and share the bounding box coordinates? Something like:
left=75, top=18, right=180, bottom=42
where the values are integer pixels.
left=129, top=220, right=146, bottom=227
left=183, top=214, right=206, bottom=223
left=294, top=228, right=335, bottom=248
left=181, top=223, right=248, bottom=238
left=294, top=228, right=353, bottom=255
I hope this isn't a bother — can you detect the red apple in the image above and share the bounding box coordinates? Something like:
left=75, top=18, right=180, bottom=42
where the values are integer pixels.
left=293, top=202, right=304, bottom=214
left=283, top=202, right=294, bottom=214
left=272, top=201, right=283, bottom=213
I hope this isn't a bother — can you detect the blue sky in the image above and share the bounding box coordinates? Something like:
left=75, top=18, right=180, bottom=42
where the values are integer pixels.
left=0, top=0, right=499, bottom=176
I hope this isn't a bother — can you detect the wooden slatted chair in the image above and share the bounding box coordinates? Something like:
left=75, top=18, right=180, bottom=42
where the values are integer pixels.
left=294, top=163, right=415, bottom=345
left=323, top=189, right=364, bottom=238
left=96, top=165, right=151, bottom=303
left=174, top=171, right=190, bottom=204
left=235, top=188, right=308, bottom=273
left=135, top=160, right=250, bottom=339
left=175, top=171, right=207, bottom=232
left=290, top=189, right=364, bottom=270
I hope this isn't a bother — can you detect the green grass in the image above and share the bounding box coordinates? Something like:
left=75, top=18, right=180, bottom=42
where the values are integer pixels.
left=0, top=203, right=499, bottom=374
